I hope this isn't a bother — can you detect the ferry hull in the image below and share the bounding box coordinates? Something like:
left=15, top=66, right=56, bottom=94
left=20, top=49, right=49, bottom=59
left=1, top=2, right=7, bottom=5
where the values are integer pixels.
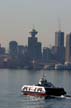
left=45, top=88, right=66, bottom=96
left=22, top=91, right=47, bottom=97
left=21, top=85, right=66, bottom=98
left=21, top=88, right=66, bottom=97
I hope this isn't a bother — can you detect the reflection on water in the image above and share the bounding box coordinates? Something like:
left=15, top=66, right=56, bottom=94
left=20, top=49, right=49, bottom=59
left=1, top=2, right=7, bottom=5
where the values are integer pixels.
left=0, top=69, right=71, bottom=108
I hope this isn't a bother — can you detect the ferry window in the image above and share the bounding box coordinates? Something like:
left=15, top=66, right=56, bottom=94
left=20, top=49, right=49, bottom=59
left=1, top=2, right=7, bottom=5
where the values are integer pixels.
left=29, top=87, right=31, bottom=91
left=23, top=87, right=27, bottom=91
left=34, top=88, right=37, bottom=92
left=37, top=88, right=42, bottom=92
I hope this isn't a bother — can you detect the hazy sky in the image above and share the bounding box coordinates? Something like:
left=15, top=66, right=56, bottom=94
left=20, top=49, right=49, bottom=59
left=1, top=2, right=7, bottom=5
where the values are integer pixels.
left=0, top=0, right=71, bottom=48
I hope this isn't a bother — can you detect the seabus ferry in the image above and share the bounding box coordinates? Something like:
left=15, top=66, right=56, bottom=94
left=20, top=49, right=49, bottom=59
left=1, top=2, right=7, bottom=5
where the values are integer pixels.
left=21, top=74, right=66, bottom=98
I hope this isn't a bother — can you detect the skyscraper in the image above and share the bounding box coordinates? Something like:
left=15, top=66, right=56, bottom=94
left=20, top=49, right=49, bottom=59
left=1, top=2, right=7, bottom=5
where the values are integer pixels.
left=55, top=31, right=64, bottom=47
left=66, top=33, right=71, bottom=62
left=28, top=29, right=42, bottom=61
left=0, top=44, right=5, bottom=55
left=43, top=47, right=52, bottom=64
left=9, top=41, right=18, bottom=57
left=54, top=30, right=65, bottom=63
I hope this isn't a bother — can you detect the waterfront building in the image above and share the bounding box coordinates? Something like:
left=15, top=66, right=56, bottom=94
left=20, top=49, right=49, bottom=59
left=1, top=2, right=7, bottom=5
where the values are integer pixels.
left=51, top=46, right=65, bottom=63
left=0, top=44, right=5, bottom=55
left=42, top=47, right=53, bottom=64
left=66, top=33, right=71, bottom=62
left=18, top=45, right=25, bottom=56
left=9, top=41, right=18, bottom=57
left=8, top=41, right=18, bottom=68
left=17, top=45, right=29, bottom=67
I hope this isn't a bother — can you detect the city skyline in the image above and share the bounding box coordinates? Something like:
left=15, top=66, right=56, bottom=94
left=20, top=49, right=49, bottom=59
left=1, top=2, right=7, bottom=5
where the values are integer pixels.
left=0, top=29, right=71, bottom=49
left=0, top=28, right=71, bottom=69
left=0, top=0, right=71, bottom=48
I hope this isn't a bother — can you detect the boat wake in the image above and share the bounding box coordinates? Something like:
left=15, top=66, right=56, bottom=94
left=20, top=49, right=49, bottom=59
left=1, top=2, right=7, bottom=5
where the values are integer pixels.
left=64, top=95, right=71, bottom=99
left=46, top=95, right=71, bottom=100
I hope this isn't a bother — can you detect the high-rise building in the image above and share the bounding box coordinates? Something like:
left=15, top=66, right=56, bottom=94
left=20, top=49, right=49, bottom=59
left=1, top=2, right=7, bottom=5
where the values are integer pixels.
left=66, top=33, right=71, bottom=62
left=18, top=45, right=25, bottom=56
left=54, top=30, right=65, bottom=63
left=55, top=31, right=64, bottom=47
left=28, top=29, right=42, bottom=61
left=0, top=44, right=5, bottom=55
left=9, top=41, right=18, bottom=57
left=43, top=47, right=52, bottom=64
left=17, top=45, right=28, bottom=67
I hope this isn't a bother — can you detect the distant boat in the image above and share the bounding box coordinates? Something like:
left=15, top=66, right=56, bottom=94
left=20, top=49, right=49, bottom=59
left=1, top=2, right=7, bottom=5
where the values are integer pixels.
left=43, top=64, right=55, bottom=70
left=21, top=74, right=66, bottom=98
left=55, top=64, right=65, bottom=70
left=55, top=63, right=71, bottom=70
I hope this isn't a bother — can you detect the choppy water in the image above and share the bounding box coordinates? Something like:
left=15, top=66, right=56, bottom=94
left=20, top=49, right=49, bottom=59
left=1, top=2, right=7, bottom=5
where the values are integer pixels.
left=0, top=69, right=71, bottom=108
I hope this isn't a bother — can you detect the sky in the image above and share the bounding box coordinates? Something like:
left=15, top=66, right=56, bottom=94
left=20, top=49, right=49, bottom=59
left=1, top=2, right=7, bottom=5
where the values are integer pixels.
left=0, top=0, right=71, bottom=48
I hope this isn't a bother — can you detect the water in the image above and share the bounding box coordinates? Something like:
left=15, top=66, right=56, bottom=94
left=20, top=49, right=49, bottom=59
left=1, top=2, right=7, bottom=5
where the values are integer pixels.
left=0, top=69, right=71, bottom=108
